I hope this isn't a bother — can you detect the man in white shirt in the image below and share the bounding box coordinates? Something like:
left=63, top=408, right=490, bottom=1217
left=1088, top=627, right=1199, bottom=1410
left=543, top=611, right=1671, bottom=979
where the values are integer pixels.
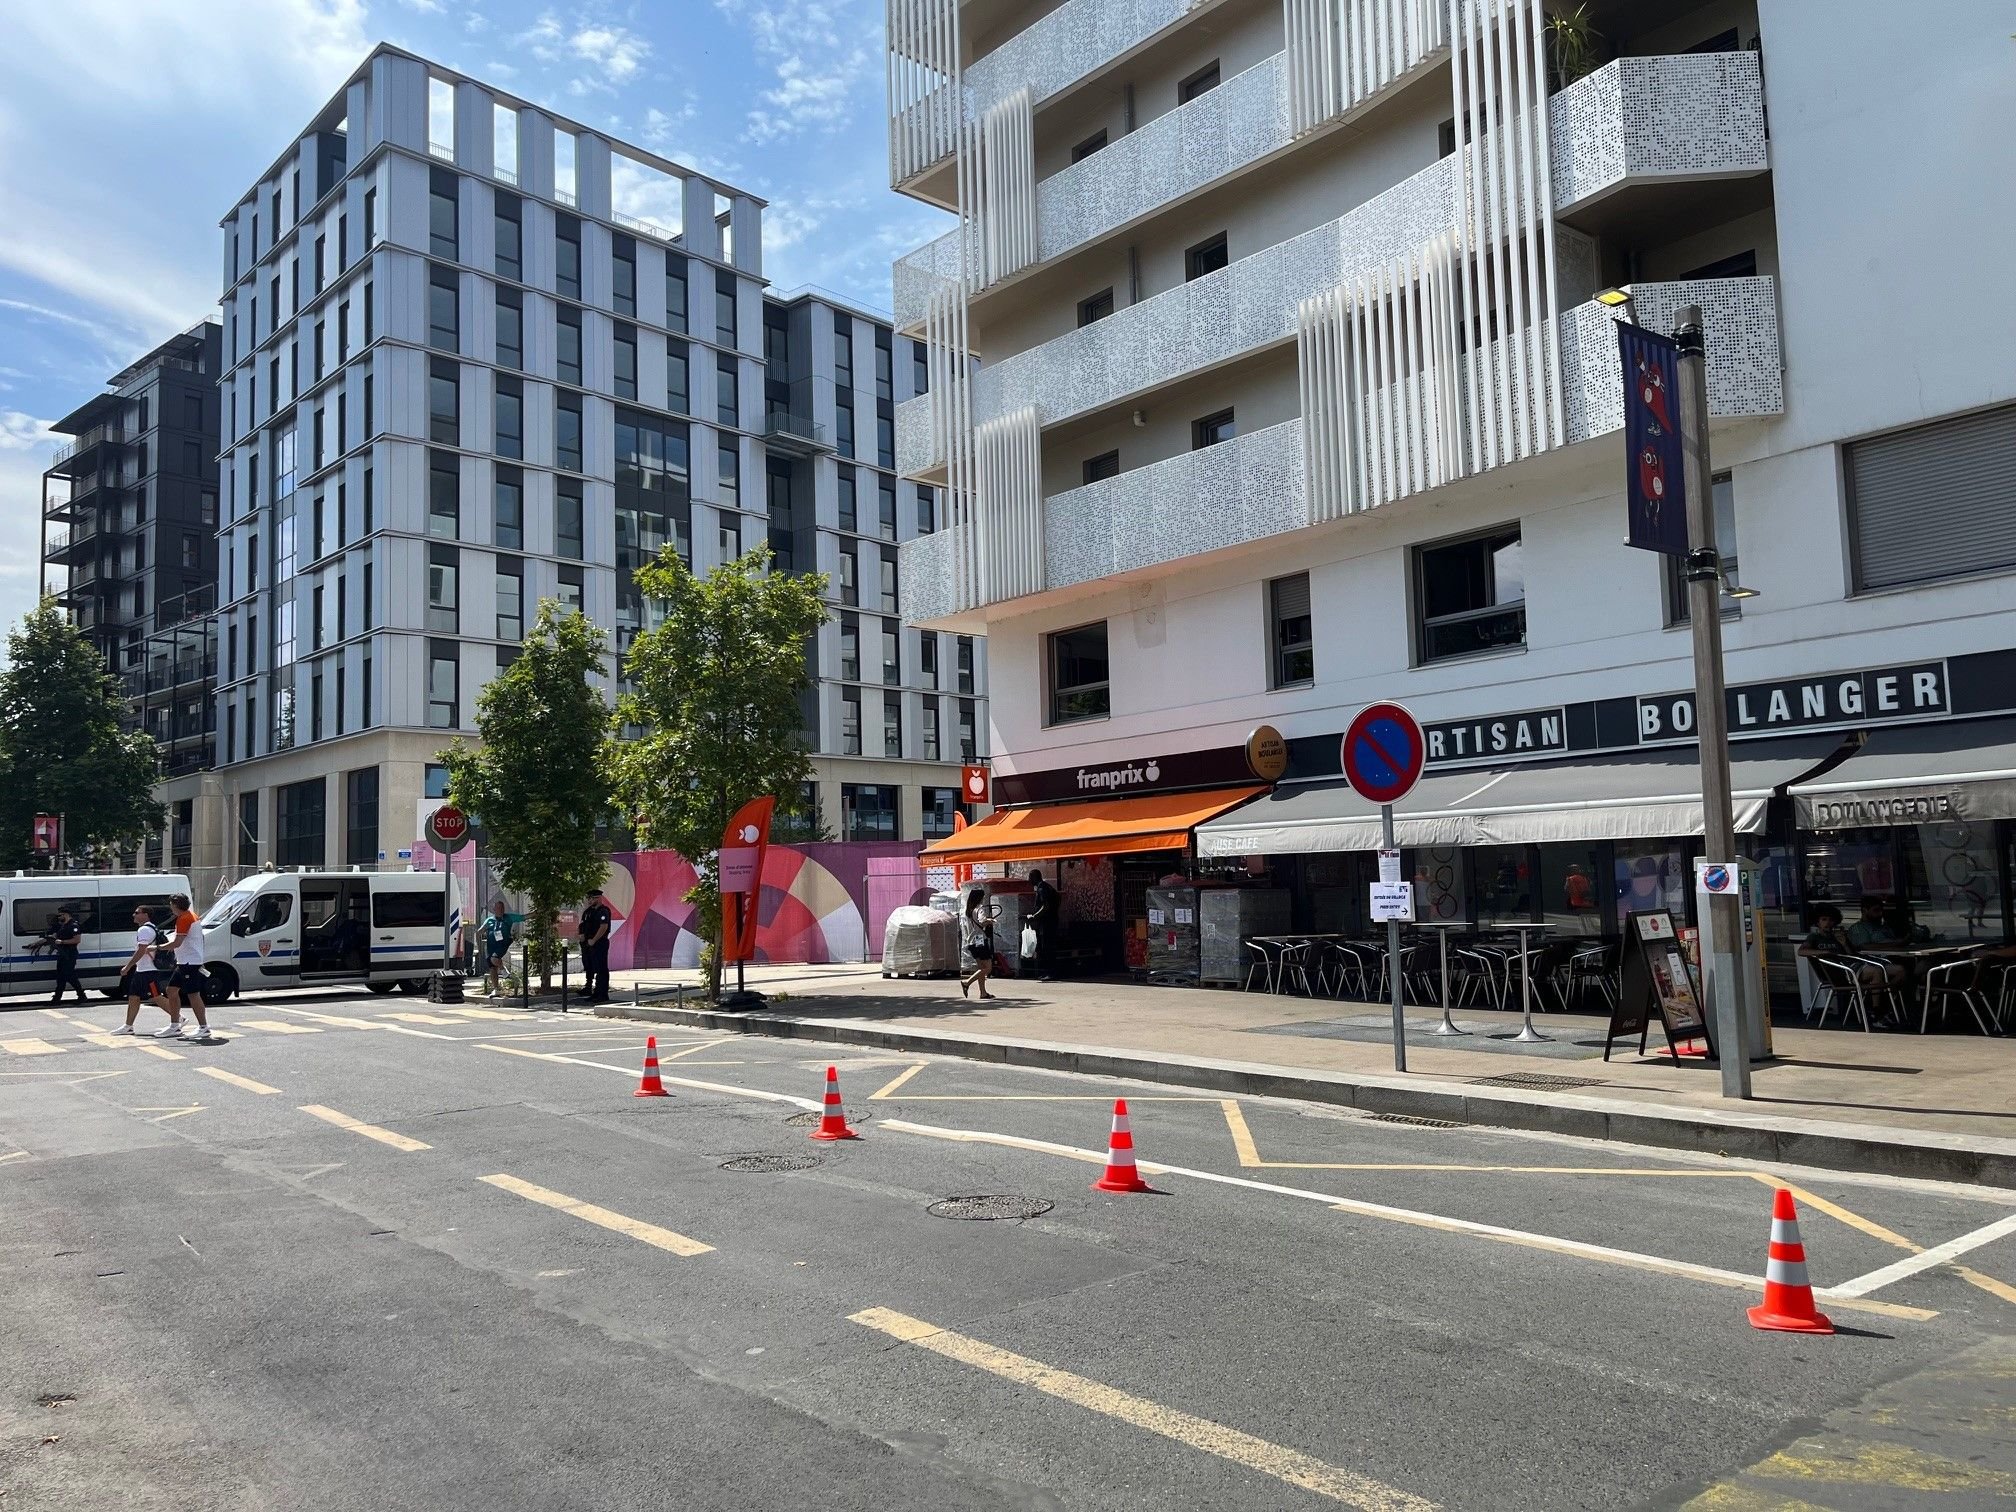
left=112, top=905, right=167, bottom=1036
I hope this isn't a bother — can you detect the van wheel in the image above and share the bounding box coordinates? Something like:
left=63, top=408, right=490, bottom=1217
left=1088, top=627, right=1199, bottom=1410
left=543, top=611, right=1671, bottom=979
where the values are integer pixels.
left=366, top=982, right=398, bottom=995
left=398, top=978, right=429, bottom=995
left=204, top=968, right=238, bottom=1006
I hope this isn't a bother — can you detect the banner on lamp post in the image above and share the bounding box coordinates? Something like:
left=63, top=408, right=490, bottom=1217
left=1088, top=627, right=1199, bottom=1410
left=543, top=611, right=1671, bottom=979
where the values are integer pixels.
left=718, top=795, right=775, bottom=964
left=1619, top=322, right=1688, bottom=556
left=30, top=814, right=61, bottom=857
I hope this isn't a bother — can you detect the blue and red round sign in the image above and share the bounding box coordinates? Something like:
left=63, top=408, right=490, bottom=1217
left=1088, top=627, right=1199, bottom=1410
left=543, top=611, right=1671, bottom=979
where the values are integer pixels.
left=1341, top=702, right=1426, bottom=806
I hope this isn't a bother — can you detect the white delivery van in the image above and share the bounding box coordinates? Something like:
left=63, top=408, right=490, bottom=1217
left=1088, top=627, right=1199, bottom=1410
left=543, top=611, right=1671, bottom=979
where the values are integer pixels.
left=1, top=873, right=191, bottom=998
left=200, top=869, right=462, bottom=1004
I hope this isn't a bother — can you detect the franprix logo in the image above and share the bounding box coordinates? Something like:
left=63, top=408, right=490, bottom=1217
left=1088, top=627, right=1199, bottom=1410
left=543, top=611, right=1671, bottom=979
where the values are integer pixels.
left=1075, top=759, right=1161, bottom=793
left=736, top=824, right=761, bottom=844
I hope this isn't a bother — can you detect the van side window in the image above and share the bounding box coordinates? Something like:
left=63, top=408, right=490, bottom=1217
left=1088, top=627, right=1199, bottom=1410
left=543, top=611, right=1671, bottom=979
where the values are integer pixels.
left=247, top=895, right=293, bottom=934
left=373, top=891, right=445, bottom=929
left=101, top=895, right=172, bottom=932
left=13, top=897, right=93, bottom=936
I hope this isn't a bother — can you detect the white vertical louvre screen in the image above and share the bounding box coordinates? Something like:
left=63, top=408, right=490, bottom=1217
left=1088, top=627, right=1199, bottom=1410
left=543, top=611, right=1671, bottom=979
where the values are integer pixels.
left=1449, top=0, right=1563, bottom=472
left=1300, top=232, right=1467, bottom=522
left=925, top=281, right=980, bottom=612
left=974, top=407, right=1046, bottom=604
left=886, top=0, right=961, bottom=185
left=1284, top=0, right=1449, bottom=138
left=972, top=87, right=1038, bottom=288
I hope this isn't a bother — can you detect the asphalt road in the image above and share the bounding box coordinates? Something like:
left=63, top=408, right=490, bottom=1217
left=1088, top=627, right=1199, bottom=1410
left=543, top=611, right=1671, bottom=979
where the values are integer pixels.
left=4, top=987, right=2015, bottom=1511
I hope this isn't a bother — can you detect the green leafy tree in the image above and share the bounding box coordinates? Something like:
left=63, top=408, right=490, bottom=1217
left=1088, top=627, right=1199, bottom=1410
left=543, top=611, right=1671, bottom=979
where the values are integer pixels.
left=439, top=603, right=614, bottom=989
left=0, top=600, right=165, bottom=868
left=607, top=546, right=828, bottom=999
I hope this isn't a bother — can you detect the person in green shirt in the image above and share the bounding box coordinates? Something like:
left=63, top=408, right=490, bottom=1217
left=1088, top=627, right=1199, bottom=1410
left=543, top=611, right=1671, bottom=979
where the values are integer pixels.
left=1845, top=896, right=1906, bottom=951
left=481, top=899, right=515, bottom=998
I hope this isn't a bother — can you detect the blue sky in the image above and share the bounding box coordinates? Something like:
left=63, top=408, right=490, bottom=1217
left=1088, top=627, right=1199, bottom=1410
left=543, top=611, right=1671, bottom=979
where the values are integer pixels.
left=0, top=0, right=950, bottom=636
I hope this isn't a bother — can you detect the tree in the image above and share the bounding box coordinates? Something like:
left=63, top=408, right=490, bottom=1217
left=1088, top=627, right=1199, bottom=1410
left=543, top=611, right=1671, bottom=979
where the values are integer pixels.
left=439, top=602, right=614, bottom=989
left=0, top=600, right=165, bottom=869
left=607, top=546, right=828, bottom=999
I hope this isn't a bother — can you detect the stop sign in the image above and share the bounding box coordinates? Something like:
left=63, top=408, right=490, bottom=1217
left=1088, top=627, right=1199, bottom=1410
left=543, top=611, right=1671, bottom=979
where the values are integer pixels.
left=426, top=804, right=472, bottom=852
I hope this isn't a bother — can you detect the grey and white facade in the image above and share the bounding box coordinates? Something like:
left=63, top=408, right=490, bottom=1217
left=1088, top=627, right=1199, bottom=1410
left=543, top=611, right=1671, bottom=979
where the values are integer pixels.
left=214, top=44, right=985, bottom=871
left=890, top=2, right=2016, bottom=969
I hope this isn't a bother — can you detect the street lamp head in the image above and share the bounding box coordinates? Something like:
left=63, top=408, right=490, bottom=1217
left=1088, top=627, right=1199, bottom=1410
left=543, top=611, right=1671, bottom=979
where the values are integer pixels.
left=1594, top=286, right=1633, bottom=307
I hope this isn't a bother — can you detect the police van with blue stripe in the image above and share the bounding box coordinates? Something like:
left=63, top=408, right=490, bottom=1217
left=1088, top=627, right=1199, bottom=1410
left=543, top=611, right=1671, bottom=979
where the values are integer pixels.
left=199, top=868, right=462, bottom=1004
left=4, top=873, right=191, bottom=997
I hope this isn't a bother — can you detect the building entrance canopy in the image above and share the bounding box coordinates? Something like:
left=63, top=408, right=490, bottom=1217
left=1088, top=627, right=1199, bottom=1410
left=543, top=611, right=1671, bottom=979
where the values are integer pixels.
left=922, top=786, right=1269, bottom=867
left=1791, top=717, right=2016, bottom=828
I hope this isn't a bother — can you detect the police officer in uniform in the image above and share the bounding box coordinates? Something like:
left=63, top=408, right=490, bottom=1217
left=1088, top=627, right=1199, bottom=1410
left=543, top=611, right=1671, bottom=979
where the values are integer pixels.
left=579, top=887, right=613, bottom=1004
left=43, top=905, right=87, bottom=1003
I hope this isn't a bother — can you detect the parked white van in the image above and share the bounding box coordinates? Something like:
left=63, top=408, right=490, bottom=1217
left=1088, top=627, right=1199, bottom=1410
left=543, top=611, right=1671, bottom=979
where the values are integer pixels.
left=200, top=869, right=462, bottom=1004
left=2, top=873, right=191, bottom=998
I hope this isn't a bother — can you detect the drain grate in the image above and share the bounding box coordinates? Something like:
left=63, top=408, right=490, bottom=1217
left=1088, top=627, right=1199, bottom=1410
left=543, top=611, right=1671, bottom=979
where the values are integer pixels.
left=926, top=1195, right=1054, bottom=1222
left=785, top=1108, right=871, bottom=1126
left=719, top=1153, right=822, bottom=1173
left=1363, top=1112, right=1461, bottom=1129
left=1471, top=1072, right=1602, bottom=1091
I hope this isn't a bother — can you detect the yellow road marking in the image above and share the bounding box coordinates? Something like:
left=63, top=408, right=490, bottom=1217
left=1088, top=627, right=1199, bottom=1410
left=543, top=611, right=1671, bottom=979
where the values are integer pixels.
left=2, top=1038, right=66, bottom=1057
left=133, top=1042, right=184, bottom=1061
left=871, top=1063, right=927, bottom=1099
left=1753, top=1439, right=2016, bottom=1495
left=237, top=1019, right=320, bottom=1035
left=1757, top=1175, right=2016, bottom=1310
left=40, top=1009, right=76, bottom=1023
left=1829, top=1209, right=2016, bottom=1298
left=850, top=1307, right=1434, bottom=1510
left=0, top=1150, right=28, bottom=1164
left=384, top=1012, right=466, bottom=1025
left=655, top=1041, right=727, bottom=1063
left=443, top=1008, right=522, bottom=1021
left=1954, top=1265, right=2016, bottom=1305
left=297, top=1104, right=431, bottom=1152
left=196, top=1066, right=282, bottom=1096
left=81, top=1033, right=184, bottom=1060
left=478, top=1173, right=713, bottom=1257
left=1683, top=1484, right=1835, bottom=1511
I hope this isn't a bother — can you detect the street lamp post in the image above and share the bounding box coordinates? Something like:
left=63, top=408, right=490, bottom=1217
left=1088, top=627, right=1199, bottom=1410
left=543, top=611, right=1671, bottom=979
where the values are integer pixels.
left=1674, top=304, right=1751, bottom=1101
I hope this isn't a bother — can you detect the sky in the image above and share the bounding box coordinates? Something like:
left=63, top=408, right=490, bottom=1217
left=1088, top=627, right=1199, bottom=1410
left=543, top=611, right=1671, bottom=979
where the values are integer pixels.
left=0, top=0, right=952, bottom=636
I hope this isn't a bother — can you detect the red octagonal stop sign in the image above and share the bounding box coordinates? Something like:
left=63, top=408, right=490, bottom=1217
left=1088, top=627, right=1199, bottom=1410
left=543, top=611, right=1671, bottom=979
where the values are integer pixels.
left=426, top=804, right=472, bottom=851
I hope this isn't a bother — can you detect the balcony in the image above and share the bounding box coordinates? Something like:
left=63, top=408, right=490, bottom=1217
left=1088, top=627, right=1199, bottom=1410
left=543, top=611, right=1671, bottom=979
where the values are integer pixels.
left=763, top=407, right=831, bottom=457
left=901, top=277, right=1781, bottom=626
left=47, top=424, right=125, bottom=473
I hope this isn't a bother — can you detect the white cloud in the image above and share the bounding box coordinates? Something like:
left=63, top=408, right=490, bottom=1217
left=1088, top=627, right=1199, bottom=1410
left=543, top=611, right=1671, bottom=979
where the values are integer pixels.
left=715, top=0, right=879, bottom=144
left=0, top=411, right=55, bottom=451
left=520, top=11, right=651, bottom=95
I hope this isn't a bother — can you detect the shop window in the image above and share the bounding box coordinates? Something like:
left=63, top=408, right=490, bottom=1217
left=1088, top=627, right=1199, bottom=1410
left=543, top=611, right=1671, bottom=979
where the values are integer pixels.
left=1078, top=288, right=1114, bottom=328
left=1269, top=573, right=1314, bottom=687
left=1047, top=621, right=1110, bottom=725
left=1847, top=401, right=2016, bottom=591
left=1665, top=472, right=1741, bottom=624
left=1415, top=525, right=1525, bottom=664
left=276, top=777, right=326, bottom=867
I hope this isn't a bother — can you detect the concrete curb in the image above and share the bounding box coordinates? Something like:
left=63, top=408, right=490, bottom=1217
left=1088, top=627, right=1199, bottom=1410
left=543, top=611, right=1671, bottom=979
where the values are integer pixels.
left=593, top=1000, right=2016, bottom=1190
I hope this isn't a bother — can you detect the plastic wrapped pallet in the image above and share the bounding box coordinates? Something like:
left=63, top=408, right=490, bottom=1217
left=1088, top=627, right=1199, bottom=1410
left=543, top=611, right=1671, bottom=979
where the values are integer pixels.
left=1200, top=889, right=1293, bottom=985
left=882, top=906, right=960, bottom=977
left=1145, top=886, right=1200, bottom=984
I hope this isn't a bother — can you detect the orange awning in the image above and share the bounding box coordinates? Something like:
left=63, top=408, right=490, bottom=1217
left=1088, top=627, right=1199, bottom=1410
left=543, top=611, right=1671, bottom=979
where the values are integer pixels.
left=921, top=786, right=1269, bottom=866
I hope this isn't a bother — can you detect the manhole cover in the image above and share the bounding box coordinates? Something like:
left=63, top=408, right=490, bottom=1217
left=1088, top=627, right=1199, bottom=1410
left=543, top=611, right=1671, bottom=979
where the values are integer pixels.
left=1363, top=1112, right=1461, bottom=1129
left=719, top=1153, right=822, bottom=1173
left=1471, top=1072, right=1602, bottom=1090
left=36, top=1393, right=76, bottom=1409
left=784, top=1108, right=871, bottom=1126
left=926, top=1195, right=1054, bottom=1222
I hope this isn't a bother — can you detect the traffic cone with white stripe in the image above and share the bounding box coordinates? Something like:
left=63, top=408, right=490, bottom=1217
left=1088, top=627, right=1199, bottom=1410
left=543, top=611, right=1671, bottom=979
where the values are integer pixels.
left=1092, top=1098, right=1155, bottom=1193
left=634, top=1036, right=671, bottom=1098
left=1748, top=1188, right=1834, bottom=1334
left=810, top=1065, right=860, bottom=1141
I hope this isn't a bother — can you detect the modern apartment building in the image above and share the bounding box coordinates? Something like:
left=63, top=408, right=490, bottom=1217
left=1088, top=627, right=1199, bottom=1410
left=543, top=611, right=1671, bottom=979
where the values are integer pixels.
left=893, top=1, right=2016, bottom=984
left=213, top=44, right=984, bottom=875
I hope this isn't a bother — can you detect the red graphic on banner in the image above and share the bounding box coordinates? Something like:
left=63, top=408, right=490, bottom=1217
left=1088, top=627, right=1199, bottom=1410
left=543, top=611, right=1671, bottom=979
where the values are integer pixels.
left=29, top=814, right=60, bottom=857
left=719, top=795, right=775, bottom=964
left=961, top=765, right=990, bottom=805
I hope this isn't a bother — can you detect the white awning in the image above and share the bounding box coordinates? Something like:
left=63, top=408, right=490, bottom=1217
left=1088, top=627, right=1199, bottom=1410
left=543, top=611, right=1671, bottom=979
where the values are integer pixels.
left=1790, top=717, right=2016, bottom=828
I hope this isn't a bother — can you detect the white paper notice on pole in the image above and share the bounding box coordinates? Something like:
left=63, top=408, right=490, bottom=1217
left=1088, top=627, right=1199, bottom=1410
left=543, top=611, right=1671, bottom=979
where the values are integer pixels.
left=1694, top=859, right=1742, bottom=896
left=1369, top=882, right=1416, bottom=923
left=1378, top=848, right=1402, bottom=884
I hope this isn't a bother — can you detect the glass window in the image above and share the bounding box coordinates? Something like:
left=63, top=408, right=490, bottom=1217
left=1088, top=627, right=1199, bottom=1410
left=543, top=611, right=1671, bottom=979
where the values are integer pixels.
left=556, top=305, right=582, bottom=386
left=667, top=342, right=689, bottom=413
left=875, top=334, right=893, bottom=402
left=958, top=699, right=977, bottom=760
left=839, top=545, right=857, bottom=605
left=428, top=264, right=458, bottom=351
left=718, top=441, right=738, bottom=506
left=344, top=768, right=379, bottom=865
left=1048, top=622, right=1110, bottom=724
left=495, top=559, right=523, bottom=641
left=557, top=564, right=585, bottom=613
left=1078, top=288, right=1115, bottom=327
left=665, top=253, right=688, bottom=333
left=496, top=289, right=522, bottom=368
left=276, top=777, right=327, bottom=867
left=555, top=214, right=581, bottom=299
left=911, top=339, right=928, bottom=395
left=494, top=193, right=522, bottom=280
left=556, top=480, right=584, bottom=559
left=839, top=616, right=860, bottom=679
left=842, top=783, right=898, bottom=842
left=1083, top=451, right=1120, bottom=485
left=717, top=353, right=738, bottom=427
left=1071, top=130, right=1108, bottom=163
left=922, top=785, right=958, bottom=838
left=917, top=484, right=935, bottom=534
left=427, top=642, right=458, bottom=729
left=715, top=269, right=737, bottom=345
left=879, top=549, right=898, bottom=611
left=920, top=634, right=938, bottom=686
left=1179, top=60, right=1222, bottom=102
left=878, top=477, right=897, bottom=539
left=837, top=468, right=857, bottom=532
left=238, top=791, right=260, bottom=867
left=835, top=402, right=854, bottom=458
left=881, top=619, right=901, bottom=683
left=495, top=379, right=523, bottom=459
left=841, top=689, right=861, bottom=754
left=877, top=414, right=895, bottom=470
left=429, top=168, right=457, bottom=259
left=1269, top=573, right=1314, bottom=687
left=1415, top=526, right=1526, bottom=664
left=614, top=324, right=638, bottom=400
left=883, top=693, right=902, bottom=757
left=957, top=635, right=975, bottom=694
left=922, top=703, right=942, bottom=762
left=555, top=393, right=582, bottom=472
left=1667, top=472, right=1743, bottom=624
left=429, top=452, right=459, bottom=537
left=612, top=234, right=636, bottom=316
left=428, top=359, right=459, bottom=445
left=1192, top=409, right=1235, bottom=448
left=718, top=509, right=741, bottom=561
left=494, top=467, right=524, bottom=549
left=1186, top=232, right=1230, bottom=281
left=428, top=544, right=458, bottom=632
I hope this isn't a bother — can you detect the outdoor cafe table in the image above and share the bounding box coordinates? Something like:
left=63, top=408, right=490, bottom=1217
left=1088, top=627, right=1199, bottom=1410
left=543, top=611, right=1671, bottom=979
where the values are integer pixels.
left=1858, top=944, right=1978, bottom=1025
left=1493, top=923, right=1557, bottom=1043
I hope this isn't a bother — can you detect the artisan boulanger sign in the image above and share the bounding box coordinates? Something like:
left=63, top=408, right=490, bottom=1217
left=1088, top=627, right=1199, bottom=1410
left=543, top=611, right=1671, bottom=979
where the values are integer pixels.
left=1425, top=708, right=1568, bottom=762
left=1637, top=662, right=1947, bottom=743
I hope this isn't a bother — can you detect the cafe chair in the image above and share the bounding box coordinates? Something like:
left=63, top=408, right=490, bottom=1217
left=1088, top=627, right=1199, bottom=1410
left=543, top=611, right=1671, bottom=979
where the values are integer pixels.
left=1919, top=958, right=1999, bottom=1036
left=1242, top=940, right=1276, bottom=994
left=1564, top=942, right=1619, bottom=1012
left=1274, top=939, right=1319, bottom=997
left=1532, top=940, right=1582, bottom=1012
left=1333, top=940, right=1376, bottom=1000
left=1454, top=945, right=1508, bottom=1008
left=1807, top=954, right=1874, bottom=1033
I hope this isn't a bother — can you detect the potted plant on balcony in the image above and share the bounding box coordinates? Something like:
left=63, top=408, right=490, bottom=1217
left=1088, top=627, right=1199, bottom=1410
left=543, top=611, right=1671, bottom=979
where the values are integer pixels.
left=1546, top=2, right=1608, bottom=89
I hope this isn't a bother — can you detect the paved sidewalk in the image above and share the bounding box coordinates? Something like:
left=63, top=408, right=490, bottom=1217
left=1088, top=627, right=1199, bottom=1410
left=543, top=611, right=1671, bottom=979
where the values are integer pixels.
left=599, top=962, right=2016, bottom=1187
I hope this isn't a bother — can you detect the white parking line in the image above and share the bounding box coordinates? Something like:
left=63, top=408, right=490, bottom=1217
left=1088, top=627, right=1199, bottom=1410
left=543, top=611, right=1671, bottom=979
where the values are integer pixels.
left=1826, top=1210, right=2016, bottom=1297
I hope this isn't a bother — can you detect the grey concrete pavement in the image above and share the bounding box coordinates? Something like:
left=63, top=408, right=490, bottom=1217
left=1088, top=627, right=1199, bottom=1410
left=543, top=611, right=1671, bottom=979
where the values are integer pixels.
left=5, top=991, right=2015, bottom=1510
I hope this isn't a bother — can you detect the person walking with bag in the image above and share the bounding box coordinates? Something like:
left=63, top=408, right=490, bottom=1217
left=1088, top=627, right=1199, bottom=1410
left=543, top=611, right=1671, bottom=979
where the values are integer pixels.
left=959, top=887, right=999, bottom=1000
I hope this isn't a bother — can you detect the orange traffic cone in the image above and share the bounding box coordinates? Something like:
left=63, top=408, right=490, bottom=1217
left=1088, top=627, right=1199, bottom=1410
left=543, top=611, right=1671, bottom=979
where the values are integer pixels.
left=1092, top=1098, right=1155, bottom=1193
left=1748, top=1188, right=1834, bottom=1334
left=809, top=1065, right=860, bottom=1141
left=634, top=1036, right=671, bottom=1098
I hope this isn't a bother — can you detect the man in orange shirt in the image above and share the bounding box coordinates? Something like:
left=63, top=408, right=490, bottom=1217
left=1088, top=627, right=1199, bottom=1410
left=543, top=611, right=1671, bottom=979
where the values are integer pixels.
left=159, top=892, right=216, bottom=1044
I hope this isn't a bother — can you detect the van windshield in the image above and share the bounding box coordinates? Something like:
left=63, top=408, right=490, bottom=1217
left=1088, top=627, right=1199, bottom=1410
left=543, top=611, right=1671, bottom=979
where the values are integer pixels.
left=203, top=888, right=256, bottom=928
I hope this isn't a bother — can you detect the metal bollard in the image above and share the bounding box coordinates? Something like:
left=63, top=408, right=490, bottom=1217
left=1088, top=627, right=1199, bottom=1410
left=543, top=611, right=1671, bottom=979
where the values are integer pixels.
left=560, top=944, right=570, bottom=1014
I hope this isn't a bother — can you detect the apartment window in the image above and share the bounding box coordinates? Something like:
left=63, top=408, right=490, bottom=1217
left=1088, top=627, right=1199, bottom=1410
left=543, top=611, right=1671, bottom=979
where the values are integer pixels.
left=614, top=324, right=638, bottom=400
left=840, top=616, right=860, bottom=680
left=1666, top=472, right=1742, bottom=624
left=1048, top=622, right=1110, bottom=724
left=665, top=253, right=688, bottom=333
left=839, top=543, right=858, bottom=605
left=362, top=372, right=373, bottom=437
left=877, top=414, right=895, bottom=470
left=958, top=699, right=977, bottom=760
left=495, top=466, right=524, bottom=549
left=361, top=561, right=373, bottom=628
left=1678, top=249, right=1759, bottom=282
left=429, top=451, right=459, bottom=537
left=874, top=333, right=893, bottom=402
left=556, top=305, right=582, bottom=386
left=556, top=392, right=582, bottom=472
left=1269, top=573, right=1315, bottom=687
left=718, top=509, right=741, bottom=560
left=911, top=339, right=928, bottom=395
left=1192, top=409, right=1235, bottom=449
left=1071, top=130, right=1108, bottom=163
left=1186, top=232, right=1230, bottom=281
left=364, top=185, right=377, bottom=245
left=494, top=193, right=522, bottom=280
left=428, top=359, right=459, bottom=444
left=429, top=168, right=458, bottom=260
left=667, top=342, right=689, bottom=412
left=1178, top=61, right=1222, bottom=103
left=1083, top=450, right=1121, bottom=485
left=276, top=778, right=327, bottom=868
left=615, top=408, right=691, bottom=495
left=1847, top=403, right=2016, bottom=591
left=495, top=377, right=523, bottom=459
left=919, top=634, right=938, bottom=687
left=555, top=214, right=581, bottom=299
left=879, top=548, right=898, bottom=610
left=1078, top=288, right=1115, bottom=327
left=612, top=234, right=636, bottom=316
left=881, top=619, right=901, bottom=683
left=310, top=664, right=324, bottom=742
left=427, top=640, right=459, bottom=728
left=917, top=484, right=936, bottom=534
left=843, top=783, right=898, bottom=842
left=877, top=477, right=898, bottom=539
left=718, top=441, right=739, bottom=506
left=715, top=270, right=737, bottom=346
left=311, top=583, right=326, bottom=649
left=956, top=635, right=975, bottom=694
left=1415, top=525, right=1526, bottom=663
left=427, top=265, right=459, bottom=351
left=364, top=282, right=375, bottom=342
left=835, top=403, right=855, bottom=457
left=557, top=480, right=584, bottom=559
left=362, top=465, right=374, bottom=531
left=238, top=791, right=259, bottom=867
left=883, top=694, right=903, bottom=757
left=428, top=543, right=459, bottom=633
left=496, top=289, right=523, bottom=368
left=841, top=689, right=861, bottom=755
left=344, top=768, right=379, bottom=866
left=495, top=557, right=524, bottom=641
left=557, top=564, right=584, bottom=613
left=837, top=467, right=858, bottom=531
left=922, top=704, right=942, bottom=763
left=833, top=311, right=854, bottom=385
left=716, top=353, right=739, bottom=427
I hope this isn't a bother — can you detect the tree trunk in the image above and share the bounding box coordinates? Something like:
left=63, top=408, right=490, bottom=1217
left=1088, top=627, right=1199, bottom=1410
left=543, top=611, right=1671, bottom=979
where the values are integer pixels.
left=529, top=900, right=559, bottom=992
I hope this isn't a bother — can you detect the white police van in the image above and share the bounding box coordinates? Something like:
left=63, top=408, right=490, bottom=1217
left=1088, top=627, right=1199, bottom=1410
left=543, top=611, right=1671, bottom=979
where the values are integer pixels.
left=199, top=869, right=462, bottom=1004
left=2, top=873, right=191, bottom=998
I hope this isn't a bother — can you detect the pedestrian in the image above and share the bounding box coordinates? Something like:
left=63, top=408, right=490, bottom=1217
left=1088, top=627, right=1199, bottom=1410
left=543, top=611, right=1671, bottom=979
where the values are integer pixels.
left=42, top=905, right=88, bottom=1004
left=112, top=905, right=167, bottom=1037
left=1026, top=868, right=1060, bottom=981
left=159, top=892, right=215, bottom=1043
left=579, top=887, right=612, bottom=1004
left=959, top=886, right=998, bottom=1000
left=481, top=898, right=515, bottom=998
